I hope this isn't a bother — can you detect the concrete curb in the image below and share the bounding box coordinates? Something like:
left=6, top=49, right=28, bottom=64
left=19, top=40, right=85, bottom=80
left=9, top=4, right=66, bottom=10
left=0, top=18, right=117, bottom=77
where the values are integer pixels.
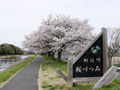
left=38, top=64, right=44, bottom=90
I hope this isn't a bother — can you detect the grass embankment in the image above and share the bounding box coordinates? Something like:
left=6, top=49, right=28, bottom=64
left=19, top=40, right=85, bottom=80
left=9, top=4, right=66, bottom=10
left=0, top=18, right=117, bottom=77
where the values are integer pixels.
left=40, top=55, right=120, bottom=90
left=0, top=55, right=21, bottom=59
left=0, top=55, right=36, bottom=87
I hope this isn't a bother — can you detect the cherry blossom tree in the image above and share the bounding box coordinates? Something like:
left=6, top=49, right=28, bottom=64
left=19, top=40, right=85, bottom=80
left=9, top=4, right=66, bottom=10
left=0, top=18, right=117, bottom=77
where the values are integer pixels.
left=22, top=14, right=94, bottom=62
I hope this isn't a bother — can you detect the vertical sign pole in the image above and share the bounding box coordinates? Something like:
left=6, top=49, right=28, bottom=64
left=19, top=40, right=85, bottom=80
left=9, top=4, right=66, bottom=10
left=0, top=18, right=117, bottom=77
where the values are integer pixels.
left=67, top=59, right=73, bottom=87
left=102, top=27, right=108, bottom=74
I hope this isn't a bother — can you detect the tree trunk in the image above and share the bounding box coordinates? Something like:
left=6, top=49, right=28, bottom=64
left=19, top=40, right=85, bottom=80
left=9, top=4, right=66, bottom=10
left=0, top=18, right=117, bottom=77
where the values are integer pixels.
left=47, top=51, right=51, bottom=57
left=52, top=52, right=55, bottom=60
left=57, top=49, right=62, bottom=62
left=108, top=57, right=112, bottom=67
left=41, top=53, right=47, bottom=55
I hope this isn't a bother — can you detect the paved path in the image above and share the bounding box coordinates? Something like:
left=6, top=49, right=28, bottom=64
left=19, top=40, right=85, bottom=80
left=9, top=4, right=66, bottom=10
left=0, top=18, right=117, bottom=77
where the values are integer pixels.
left=0, top=55, right=45, bottom=90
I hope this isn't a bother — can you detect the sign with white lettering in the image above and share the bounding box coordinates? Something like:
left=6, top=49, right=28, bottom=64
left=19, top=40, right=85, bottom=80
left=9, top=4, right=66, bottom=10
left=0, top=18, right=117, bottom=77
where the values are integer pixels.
left=55, top=28, right=108, bottom=87
left=73, top=34, right=103, bottom=77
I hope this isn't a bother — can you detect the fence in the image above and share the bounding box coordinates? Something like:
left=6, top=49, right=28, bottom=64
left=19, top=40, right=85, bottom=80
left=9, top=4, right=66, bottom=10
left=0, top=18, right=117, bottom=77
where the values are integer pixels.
left=112, top=57, right=120, bottom=65
left=54, top=54, right=76, bottom=61
left=0, top=59, right=19, bottom=66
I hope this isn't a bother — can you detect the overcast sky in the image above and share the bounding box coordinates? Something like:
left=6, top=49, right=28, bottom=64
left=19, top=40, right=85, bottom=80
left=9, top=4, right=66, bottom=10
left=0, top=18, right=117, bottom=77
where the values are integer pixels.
left=0, top=0, right=120, bottom=48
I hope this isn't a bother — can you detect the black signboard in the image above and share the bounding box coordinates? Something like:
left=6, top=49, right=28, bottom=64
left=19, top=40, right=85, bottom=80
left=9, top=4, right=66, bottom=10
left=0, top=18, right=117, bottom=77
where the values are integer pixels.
left=73, top=34, right=103, bottom=78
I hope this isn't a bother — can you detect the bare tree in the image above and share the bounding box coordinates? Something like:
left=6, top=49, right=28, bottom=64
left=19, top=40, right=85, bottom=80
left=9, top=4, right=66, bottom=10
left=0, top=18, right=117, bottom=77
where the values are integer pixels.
left=108, top=28, right=120, bottom=66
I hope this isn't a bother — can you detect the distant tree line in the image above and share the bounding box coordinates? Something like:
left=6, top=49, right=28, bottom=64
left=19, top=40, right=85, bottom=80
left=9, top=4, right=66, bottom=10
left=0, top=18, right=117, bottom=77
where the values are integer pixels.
left=0, top=43, right=23, bottom=55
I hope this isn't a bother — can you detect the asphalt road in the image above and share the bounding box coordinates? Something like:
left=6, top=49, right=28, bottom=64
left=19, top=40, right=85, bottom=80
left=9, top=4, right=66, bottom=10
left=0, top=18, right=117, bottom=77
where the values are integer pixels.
left=0, top=55, right=45, bottom=90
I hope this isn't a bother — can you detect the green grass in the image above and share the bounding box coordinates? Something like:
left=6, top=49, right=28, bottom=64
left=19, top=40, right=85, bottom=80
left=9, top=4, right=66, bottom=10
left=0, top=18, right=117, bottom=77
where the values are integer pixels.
left=0, top=55, right=36, bottom=83
left=41, top=55, right=57, bottom=61
left=0, top=55, right=20, bottom=59
left=42, top=84, right=58, bottom=90
left=41, top=55, right=67, bottom=73
left=42, top=84, right=53, bottom=88
left=41, top=55, right=120, bottom=90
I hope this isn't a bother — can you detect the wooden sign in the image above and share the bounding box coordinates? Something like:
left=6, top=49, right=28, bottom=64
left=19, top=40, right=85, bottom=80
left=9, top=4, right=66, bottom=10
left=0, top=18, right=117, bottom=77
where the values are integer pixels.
left=55, top=28, right=108, bottom=87
left=93, top=66, right=120, bottom=88
left=73, top=35, right=103, bottom=77
left=72, top=28, right=108, bottom=82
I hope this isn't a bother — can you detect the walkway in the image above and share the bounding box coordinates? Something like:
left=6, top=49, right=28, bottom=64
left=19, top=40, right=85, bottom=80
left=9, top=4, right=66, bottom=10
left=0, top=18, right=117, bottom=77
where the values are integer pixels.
left=0, top=55, right=45, bottom=90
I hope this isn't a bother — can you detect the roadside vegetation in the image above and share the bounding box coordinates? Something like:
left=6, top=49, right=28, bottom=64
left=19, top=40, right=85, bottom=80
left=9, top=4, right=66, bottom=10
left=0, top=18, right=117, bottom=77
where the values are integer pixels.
left=41, top=55, right=67, bottom=73
left=0, top=55, right=21, bottom=59
left=0, top=43, right=23, bottom=55
left=40, top=55, right=120, bottom=90
left=0, top=55, right=36, bottom=87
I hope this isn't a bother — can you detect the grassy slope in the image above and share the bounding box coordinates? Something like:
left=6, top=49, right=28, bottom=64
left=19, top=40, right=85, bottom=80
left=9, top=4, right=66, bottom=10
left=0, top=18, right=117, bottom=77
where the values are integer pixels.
left=41, top=55, right=67, bottom=73
left=0, top=55, right=36, bottom=83
left=0, top=55, right=21, bottom=59
left=41, top=55, right=120, bottom=90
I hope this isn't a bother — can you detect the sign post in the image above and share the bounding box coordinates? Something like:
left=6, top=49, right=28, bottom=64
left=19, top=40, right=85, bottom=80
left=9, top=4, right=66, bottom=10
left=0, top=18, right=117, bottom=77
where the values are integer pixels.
left=102, top=28, right=108, bottom=74
left=67, top=59, right=73, bottom=87
left=55, top=28, right=108, bottom=87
